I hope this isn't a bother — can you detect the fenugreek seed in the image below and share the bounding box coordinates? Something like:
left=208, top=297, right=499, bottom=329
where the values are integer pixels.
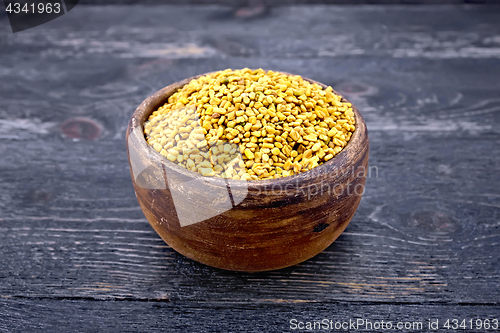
left=152, top=143, right=162, bottom=152
left=197, top=140, right=208, bottom=148
left=303, top=149, right=312, bottom=159
left=241, top=123, right=251, bottom=132
left=186, top=159, right=195, bottom=168
left=192, top=133, right=204, bottom=141
left=199, top=161, right=212, bottom=168
left=244, top=148, right=255, bottom=159
left=167, top=149, right=179, bottom=157
left=304, top=134, right=317, bottom=142
left=312, top=142, right=321, bottom=152
left=291, top=129, right=301, bottom=140
left=246, top=142, right=258, bottom=148
left=145, top=68, right=355, bottom=180
left=241, top=173, right=251, bottom=180
left=215, top=126, right=224, bottom=138
left=200, top=168, right=215, bottom=176
left=333, top=138, right=342, bottom=146
left=317, top=148, right=326, bottom=159
left=324, top=154, right=334, bottom=161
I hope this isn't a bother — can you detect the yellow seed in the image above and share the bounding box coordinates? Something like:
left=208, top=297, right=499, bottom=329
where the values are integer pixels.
left=197, top=161, right=211, bottom=169
left=304, top=134, right=317, bottom=141
left=197, top=140, right=208, bottom=148
left=216, top=126, right=224, bottom=138
left=146, top=69, right=355, bottom=180
left=200, top=168, right=215, bottom=176
left=244, top=148, right=255, bottom=159
left=168, top=149, right=179, bottom=157
left=289, top=129, right=300, bottom=141
left=153, top=143, right=162, bottom=152
left=276, top=112, right=286, bottom=121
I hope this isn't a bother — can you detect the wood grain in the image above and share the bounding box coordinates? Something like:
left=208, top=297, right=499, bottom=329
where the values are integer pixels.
left=0, top=4, right=499, bottom=331
left=1, top=299, right=499, bottom=332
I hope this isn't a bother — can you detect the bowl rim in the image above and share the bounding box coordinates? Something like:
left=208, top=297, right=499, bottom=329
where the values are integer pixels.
left=127, top=70, right=368, bottom=190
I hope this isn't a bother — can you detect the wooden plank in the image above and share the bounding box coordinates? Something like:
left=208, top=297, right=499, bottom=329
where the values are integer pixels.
left=0, top=3, right=499, bottom=311
left=1, top=299, right=499, bottom=332
left=1, top=127, right=499, bottom=302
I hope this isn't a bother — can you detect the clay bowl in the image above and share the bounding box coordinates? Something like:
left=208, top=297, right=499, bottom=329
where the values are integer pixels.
left=126, top=71, right=369, bottom=272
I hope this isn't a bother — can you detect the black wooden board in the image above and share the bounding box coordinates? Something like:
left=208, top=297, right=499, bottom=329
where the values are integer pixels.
left=1, top=300, right=499, bottom=332
left=0, top=4, right=499, bottom=332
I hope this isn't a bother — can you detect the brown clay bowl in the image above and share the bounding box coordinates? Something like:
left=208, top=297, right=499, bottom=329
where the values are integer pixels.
left=126, top=71, right=369, bottom=272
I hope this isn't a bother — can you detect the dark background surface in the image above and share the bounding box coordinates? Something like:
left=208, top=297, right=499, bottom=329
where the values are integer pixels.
left=78, top=0, right=500, bottom=4
left=0, top=3, right=499, bottom=332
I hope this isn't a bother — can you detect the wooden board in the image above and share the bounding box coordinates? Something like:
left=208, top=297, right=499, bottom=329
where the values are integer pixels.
left=0, top=4, right=499, bottom=331
left=1, top=300, right=499, bottom=331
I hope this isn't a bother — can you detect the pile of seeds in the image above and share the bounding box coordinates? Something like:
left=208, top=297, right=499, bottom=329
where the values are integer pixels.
left=144, top=68, right=355, bottom=180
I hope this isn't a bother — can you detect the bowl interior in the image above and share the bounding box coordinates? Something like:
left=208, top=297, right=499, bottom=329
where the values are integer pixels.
left=128, top=71, right=367, bottom=190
